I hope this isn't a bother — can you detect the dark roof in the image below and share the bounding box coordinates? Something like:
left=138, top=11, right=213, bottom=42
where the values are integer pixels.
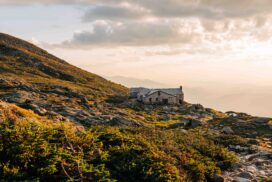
left=131, top=87, right=182, bottom=97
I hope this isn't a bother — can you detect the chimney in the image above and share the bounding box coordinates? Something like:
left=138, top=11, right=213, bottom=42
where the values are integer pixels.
left=180, top=86, right=183, bottom=90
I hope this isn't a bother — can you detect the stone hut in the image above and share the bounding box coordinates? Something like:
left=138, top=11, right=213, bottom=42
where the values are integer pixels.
left=130, top=86, right=184, bottom=105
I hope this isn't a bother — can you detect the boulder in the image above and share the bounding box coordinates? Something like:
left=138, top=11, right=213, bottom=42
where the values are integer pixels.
left=144, top=105, right=153, bottom=111
left=233, top=177, right=250, bottom=182
left=248, top=144, right=259, bottom=153
left=252, top=117, right=270, bottom=123
left=246, top=166, right=257, bottom=174
left=238, top=172, right=252, bottom=179
left=170, top=122, right=186, bottom=128
left=76, top=110, right=92, bottom=117
left=226, top=111, right=238, bottom=117
left=109, top=117, right=142, bottom=127
left=171, top=106, right=179, bottom=112
left=100, top=115, right=114, bottom=121
left=24, top=103, right=47, bottom=116
left=229, top=145, right=249, bottom=153
left=190, top=119, right=205, bottom=127
left=222, top=126, right=234, bottom=134
left=46, top=111, right=58, bottom=116
left=115, top=110, right=128, bottom=116
left=191, top=104, right=205, bottom=111
left=255, top=159, right=270, bottom=166
left=162, top=106, right=170, bottom=112
left=185, top=118, right=206, bottom=127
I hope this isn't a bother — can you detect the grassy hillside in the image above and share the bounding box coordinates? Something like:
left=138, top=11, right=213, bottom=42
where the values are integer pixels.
left=0, top=33, right=128, bottom=99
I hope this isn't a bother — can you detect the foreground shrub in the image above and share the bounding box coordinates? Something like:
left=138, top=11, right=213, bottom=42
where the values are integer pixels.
left=0, top=120, right=111, bottom=181
left=0, top=114, right=238, bottom=181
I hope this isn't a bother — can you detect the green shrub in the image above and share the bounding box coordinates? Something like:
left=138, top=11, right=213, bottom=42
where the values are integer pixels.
left=213, top=135, right=249, bottom=147
left=0, top=119, right=238, bottom=181
left=0, top=120, right=112, bottom=181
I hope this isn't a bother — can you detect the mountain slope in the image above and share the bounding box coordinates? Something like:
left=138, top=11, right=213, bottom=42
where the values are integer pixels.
left=0, top=33, right=128, bottom=123
left=0, top=33, right=127, bottom=97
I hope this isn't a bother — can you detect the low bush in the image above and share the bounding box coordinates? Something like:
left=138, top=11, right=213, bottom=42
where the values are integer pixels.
left=0, top=115, right=238, bottom=181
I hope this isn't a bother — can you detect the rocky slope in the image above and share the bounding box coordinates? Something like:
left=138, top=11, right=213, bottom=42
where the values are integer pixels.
left=0, top=33, right=128, bottom=124
left=0, top=33, right=271, bottom=181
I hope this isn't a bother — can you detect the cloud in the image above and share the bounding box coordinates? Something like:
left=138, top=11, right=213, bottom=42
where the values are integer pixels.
left=82, top=4, right=150, bottom=21
left=61, top=20, right=201, bottom=47
left=3, top=0, right=272, bottom=20
left=133, top=0, right=272, bottom=19
left=0, top=0, right=91, bottom=5
left=5, top=0, right=272, bottom=50
left=48, top=16, right=272, bottom=49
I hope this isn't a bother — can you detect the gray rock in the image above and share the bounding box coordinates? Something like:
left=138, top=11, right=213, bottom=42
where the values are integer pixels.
left=144, top=105, right=153, bottom=111
left=109, top=117, right=142, bottom=127
left=249, top=145, right=259, bottom=153
left=25, top=103, right=47, bottom=115
left=191, top=104, right=204, bottom=111
left=170, top=122, right=186, bottom=128
left=226, top=111, right=238, bottom=117
left=258, top=170, right=266, bottom=176
left=255, top=159, right=270, bottom=166
left=190, top=119, right=205, bottom=127
left=116, top=110, right=128, bottom=116
left=171, top=106, right=179, bottom=112
left=238, top=172, right=252, bottom=179
left=252, top=117, right=270, bottom=123
left=246, top=166, right=257, bottom=174
left=222, top=126, right=234, bottom=134
left=100, top=115, right=114, bottom=121
left=47, top=111, right=58, bottom=116
left=76, top=110, right=92, bottom=117
left=234, top=177, right=250, bottom=182
left=163, top=106, right=170, bottom=112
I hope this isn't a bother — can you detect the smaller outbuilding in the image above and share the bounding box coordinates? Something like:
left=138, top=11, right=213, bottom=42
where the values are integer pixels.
left=130, top=86, right=184, bottom=105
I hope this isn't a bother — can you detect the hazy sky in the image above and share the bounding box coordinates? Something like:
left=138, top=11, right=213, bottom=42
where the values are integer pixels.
left=1, top=0, right=272, bottom=116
